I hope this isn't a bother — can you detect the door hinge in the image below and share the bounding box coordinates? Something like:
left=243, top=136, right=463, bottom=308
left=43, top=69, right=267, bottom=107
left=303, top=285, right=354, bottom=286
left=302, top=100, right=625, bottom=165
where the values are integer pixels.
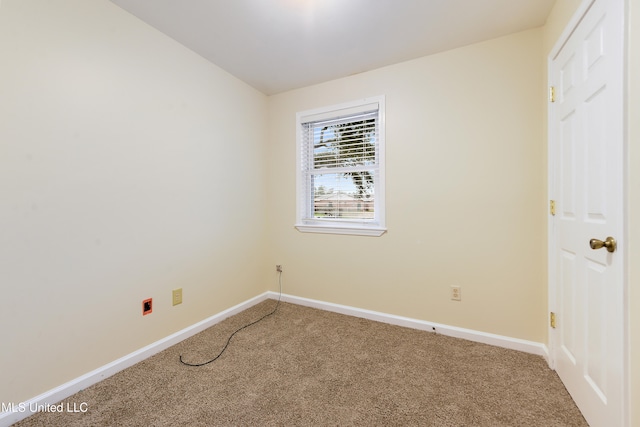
left=550, top=312, right=557, bottom=329
left=550, top=200, right=556, bottom=216
left=549, top=86, right=556, bottom=103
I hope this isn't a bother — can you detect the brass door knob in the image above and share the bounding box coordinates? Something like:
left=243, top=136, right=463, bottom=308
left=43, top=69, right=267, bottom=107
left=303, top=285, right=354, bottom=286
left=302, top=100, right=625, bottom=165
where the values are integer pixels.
left=589, top=236, right=617, bottom=253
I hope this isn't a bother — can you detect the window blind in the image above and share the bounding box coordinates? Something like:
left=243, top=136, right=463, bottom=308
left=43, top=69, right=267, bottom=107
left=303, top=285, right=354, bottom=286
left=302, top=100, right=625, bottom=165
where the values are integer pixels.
left=300, top=108, right=380, bottom=222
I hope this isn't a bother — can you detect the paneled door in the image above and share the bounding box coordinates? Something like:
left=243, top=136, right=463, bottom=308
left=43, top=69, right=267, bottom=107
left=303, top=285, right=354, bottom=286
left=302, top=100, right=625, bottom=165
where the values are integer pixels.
left=549, top=0, right=626, bottom=426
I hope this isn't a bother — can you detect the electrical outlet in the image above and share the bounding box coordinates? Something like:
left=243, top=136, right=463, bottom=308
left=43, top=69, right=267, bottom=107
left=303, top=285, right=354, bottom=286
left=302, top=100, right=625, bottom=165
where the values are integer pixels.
left=276, top=265, right=282, bottom=272
left=172, top=288, right=183, bottom=306
left=451, top=286, right=461, bottom=301
left=143, top=298, right=153, bottom=315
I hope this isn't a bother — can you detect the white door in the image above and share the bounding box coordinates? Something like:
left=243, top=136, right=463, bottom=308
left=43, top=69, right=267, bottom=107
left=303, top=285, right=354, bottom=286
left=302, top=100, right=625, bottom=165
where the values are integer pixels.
left=549, top=0, right=626, bottom=426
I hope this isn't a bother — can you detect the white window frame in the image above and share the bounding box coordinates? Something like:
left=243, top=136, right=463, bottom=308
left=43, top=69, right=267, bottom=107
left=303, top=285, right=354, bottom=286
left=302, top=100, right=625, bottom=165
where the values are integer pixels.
left=295, top=96, right=386, bottom=236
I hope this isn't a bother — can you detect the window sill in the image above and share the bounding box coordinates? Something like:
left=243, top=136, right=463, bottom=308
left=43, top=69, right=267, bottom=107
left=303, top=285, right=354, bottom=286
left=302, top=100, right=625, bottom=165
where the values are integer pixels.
left=295, top=223, right=387, bottom=237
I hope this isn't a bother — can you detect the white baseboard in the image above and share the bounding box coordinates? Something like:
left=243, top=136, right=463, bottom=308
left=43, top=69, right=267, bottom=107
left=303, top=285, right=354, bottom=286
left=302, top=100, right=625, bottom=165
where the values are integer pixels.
left=272, top=292, right=549, bottom=361
left=2, top=291, right=549, bottom=427
left=0, top=293, right=270, bottom=427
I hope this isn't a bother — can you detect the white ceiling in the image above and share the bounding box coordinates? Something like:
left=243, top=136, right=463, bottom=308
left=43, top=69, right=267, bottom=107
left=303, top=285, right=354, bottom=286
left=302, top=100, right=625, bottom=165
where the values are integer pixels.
left=109, top=0, right=556, bottom=95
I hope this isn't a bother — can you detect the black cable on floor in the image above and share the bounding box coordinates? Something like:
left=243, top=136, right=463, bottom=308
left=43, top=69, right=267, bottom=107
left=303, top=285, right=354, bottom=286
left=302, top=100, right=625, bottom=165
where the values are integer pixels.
left=179, top=271, right=282, bottom=367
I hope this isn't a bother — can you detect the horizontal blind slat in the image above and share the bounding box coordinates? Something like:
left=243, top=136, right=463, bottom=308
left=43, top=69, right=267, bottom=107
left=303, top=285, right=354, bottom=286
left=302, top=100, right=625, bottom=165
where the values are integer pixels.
left=300, top=104, right=378, bottom=124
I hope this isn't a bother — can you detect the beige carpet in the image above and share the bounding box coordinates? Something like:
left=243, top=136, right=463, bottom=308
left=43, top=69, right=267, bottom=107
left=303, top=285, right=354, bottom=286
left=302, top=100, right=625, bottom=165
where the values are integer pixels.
left=15, top=300, right=587, bottom=426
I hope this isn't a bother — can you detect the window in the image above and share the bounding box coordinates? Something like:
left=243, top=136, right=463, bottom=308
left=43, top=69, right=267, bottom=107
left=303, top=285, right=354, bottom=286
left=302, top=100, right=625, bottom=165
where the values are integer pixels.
left=295, top=96, right=386, bottom=236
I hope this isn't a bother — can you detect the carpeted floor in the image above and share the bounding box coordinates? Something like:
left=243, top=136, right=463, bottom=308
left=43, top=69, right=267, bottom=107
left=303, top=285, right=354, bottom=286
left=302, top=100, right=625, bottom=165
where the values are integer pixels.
left=14, top=300, right=587, bottom=426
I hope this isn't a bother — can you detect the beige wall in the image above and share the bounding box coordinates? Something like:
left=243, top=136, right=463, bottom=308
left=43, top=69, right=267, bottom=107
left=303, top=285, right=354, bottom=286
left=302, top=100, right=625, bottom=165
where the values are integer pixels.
left=267, top=28, right=546, bottom=342
left=0, top=0, right=268, bottom=403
